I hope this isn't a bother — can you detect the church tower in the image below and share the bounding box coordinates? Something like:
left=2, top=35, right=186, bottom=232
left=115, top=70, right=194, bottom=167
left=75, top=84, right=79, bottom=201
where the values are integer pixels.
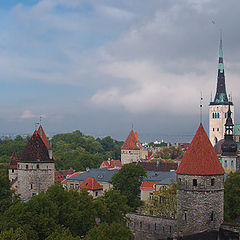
left=221, top=104, right=239, bottom=173
left=176, top=124, right=225, bottom=236
left=209, top=36, right=234, bottom=146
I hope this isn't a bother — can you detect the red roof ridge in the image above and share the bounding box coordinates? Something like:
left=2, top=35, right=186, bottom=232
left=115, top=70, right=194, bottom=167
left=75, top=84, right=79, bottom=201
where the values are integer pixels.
left=37, top=125, right=51, bottom=149
left=79, top=177, right=103, bottom=191
left=121, top=130, right=141, bottom=150
left=176, top=124, right=225, bottom=175
left=8, top=151, right=18, bottom=169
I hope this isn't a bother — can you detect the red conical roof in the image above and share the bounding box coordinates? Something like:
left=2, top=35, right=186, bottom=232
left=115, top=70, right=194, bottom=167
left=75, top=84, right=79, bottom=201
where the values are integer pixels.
left=19, top=132, right=54, bottom=163
left=79, top=177, right=103, bottom=190
left=8, top=151, right=18, bottom=169
left=37, top=125, right=50, bottom=149
left=121, top=130, right=141, bottom=150
left=176, top=124, right=225, bottom=175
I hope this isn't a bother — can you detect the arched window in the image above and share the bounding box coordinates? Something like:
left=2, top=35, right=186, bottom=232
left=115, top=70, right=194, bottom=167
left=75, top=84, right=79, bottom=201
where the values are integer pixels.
left=212, top=113, right=215, bottom=118
left=218, top=113, right=220, bottom=118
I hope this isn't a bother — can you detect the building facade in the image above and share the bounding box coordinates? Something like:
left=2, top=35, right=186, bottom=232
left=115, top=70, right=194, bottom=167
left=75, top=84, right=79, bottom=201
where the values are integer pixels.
left=209, top=36, right=234, bottom=146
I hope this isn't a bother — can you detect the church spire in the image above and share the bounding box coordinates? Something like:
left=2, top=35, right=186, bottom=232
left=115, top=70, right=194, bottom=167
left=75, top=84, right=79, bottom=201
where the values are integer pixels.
left=212, top=34, right=229, bottom=105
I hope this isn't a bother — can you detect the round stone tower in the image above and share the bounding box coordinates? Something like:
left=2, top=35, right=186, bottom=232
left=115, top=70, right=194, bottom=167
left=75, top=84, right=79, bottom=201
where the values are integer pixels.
left=176, top=124, right=225, bottom=236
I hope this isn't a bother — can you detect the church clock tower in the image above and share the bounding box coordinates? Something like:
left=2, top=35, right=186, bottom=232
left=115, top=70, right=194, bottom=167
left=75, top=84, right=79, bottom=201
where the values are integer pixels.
left=209, top=36, right=233, bottom=146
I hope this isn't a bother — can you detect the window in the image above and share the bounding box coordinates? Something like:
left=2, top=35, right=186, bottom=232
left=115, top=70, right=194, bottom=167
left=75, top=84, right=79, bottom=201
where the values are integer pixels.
left=12, top=169, right=14, bottom=173
left=163, top=226, right=165, bottom=233
left=140, top=222, right=142, bottom=230
left=217, top=128, right=219, bottom=132
left=212, top=113, right=214, bottom=118
left=26, top=165, right=28, bottom=169
left=95, top=191, right=98, bottom=197
left=184, top=211, right=187, bottom=221
left=211, top=212, right=214, bottom=221
left=179, top=178, right=182, bottom=184
left=213, top=128, right=214, bottom=132
left=193, top=179, right=197, bottom=186
left=218, top=113, right=220, bottom=118
left=211, top=178, right=215, bottom=186
left=30, top=184, right=33, bottom=189
left=215, top=113, right=217, bottom=118
left=225, top=113, right=227, bottom=118
left=149, top=192, right=153, bottom=199
left=70, top=184, right=74, bottom=189
left=37, top=164, right=39, bottom=169
left=225, top=161, right=227, bottom=167
left=170, top=226, right=172, bottom=233
left=231, top=161, right=234, bottom=167
left=75, top=184, right=79, bottom=189
left=154, top=223, right=157, bottom=231
left=32, top=193, right=36, bottom=196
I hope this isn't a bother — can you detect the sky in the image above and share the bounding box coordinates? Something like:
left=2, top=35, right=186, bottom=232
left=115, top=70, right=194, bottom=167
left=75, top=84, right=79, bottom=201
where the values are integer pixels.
left=0, top=0, right=240, bottom=142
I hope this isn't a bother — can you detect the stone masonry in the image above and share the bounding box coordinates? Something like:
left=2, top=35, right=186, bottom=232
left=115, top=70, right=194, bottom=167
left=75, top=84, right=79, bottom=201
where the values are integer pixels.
left=177, top=174, right=224, bottom=236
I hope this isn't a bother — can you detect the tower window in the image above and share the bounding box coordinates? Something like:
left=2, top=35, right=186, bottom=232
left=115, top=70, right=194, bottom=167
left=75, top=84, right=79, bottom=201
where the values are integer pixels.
left=37, top=164, right=39, bottom=169
left=26, top=165, right=28, bottom=169
left=184, top=211, right=187, bottom=221
left=193, top=179, right=197, bottom=186
left=231, top=161, right=234, bottom=167
left=30, top=184, right=33, bottom=189
left=211, top=178, right=215, bottom=186
left=211, top=212, right=214, bottom=221
left=213, top=128, right=214, bottom=132
left=140, top=222, right=142, bottom=230
left=179, top=178, right=182, bottom=184
left=12, top=169, right=14, bottom=173
left=154, top=223, right=157, bottom=231
left=217, top=128, right=219, bottom=131
left=225, top=161, right=227, bottom=167
left=215, top=113, right=217, bottom=118
left=218, top=113, right=220, bottom=118
left=212, top=113, right=215, bottom=118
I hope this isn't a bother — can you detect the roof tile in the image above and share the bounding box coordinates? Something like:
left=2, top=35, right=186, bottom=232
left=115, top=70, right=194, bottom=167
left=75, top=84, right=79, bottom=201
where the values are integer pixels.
left=79, top=177, right=103, bottom=190
left=176, top=124, right=225, bottom=175
left=121, top=130, right=141, bottom=150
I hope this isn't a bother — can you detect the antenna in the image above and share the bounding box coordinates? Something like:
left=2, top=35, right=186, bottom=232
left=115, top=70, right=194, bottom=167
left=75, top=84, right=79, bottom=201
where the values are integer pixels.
left=200, top=91, right=203, bottom=124
left=40, top=115, right=42, bottom=126
left=131, top=122, right=134, bottom=130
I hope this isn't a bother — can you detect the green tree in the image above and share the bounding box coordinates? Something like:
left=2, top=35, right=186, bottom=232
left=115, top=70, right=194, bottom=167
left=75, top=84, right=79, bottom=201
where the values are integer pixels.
left=224, top=171, right=240, bottom=221
left=0, top=228, right=27, bottom=240
left=46, top=228, right=80, bottom=240
left=142, top=181, right=177, bottom=218
left=94, top=190, right=130, bottom=224
left=111, top=164, right=146, bottom=210
left=84, top=222, right=134, bottom=240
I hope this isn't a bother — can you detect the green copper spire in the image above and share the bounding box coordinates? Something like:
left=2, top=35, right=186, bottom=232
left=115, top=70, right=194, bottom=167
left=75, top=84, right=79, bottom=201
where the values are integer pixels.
left=218, top=34, right=224, bottom=73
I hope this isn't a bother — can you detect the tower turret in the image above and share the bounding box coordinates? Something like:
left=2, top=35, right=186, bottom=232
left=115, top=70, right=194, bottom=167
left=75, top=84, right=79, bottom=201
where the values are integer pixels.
left=220, top=104, right=238, bottom=173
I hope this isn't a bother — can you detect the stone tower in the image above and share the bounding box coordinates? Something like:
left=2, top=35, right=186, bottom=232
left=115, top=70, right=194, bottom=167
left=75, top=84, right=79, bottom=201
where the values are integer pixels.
left=176, top=124, right=225, bottom=236
left=17, top=129, right=55, bottom=200
left=209, top=36, right=234, bottom=146
left=221, top=104, right=239, bottom=173
left=121, top=130, right=141, bottom=165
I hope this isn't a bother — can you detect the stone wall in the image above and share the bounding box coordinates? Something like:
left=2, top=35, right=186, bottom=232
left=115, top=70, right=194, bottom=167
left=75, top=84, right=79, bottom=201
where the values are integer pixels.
left=121, top=149, right=140, bottom=165
left=9, top=168, right=18, bottom=182
left=17, top=162, right=55, bottom=200
left=177, top=174, right=224, bottom=236
left=127, top=213, right=177, bottom=240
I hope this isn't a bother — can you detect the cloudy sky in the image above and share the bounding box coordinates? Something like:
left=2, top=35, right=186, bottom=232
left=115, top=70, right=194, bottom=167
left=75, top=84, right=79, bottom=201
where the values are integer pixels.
left=0, top=0, right=239, bottom=142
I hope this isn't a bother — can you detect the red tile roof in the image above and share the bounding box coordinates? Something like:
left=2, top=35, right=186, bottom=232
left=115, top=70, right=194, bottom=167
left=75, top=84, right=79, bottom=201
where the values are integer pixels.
left=140, top=181, right=157, bottom=190
left=79, top=177, right=103, bottom=191
left=55, top=168, right=75, bottom=183
left=37, top=125, right=51, bottom=149
left=19, top=132, right=54, bottom=163
left=100, top=160, right=122, bottom=169
left=60, top=171, right=84, bottom=185
left=176, top=124, right=225, bottom=175
left=121, top=130, right=141, bottom=150
left=8, top=151, right=18, bottom=169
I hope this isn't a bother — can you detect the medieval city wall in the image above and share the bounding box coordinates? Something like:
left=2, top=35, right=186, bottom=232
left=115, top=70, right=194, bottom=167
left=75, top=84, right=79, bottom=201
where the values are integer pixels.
left=121, top=149, right=140, bottom=165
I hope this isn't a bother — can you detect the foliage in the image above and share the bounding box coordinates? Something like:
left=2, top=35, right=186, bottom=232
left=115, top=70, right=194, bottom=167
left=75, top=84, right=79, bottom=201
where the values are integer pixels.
left=84, top=222, right=134, bottom=240
left=0, top=184, right=133, bottom=239
left=0, top=168, right=15, bottom=215
left=0, top=228, right=27, bottom=240
left=112, top=164, right=146, bottom=210
left=94, top=190, right=131, bottom=224
left=148, top=142, right=170, bottom=147
left=153, top=146, right=183, bottom=160
left=52, top=131, right=123, bottom=171
left=142, top=181, right=177, bottom=218
left=224, top=171, right=240, bottom=222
